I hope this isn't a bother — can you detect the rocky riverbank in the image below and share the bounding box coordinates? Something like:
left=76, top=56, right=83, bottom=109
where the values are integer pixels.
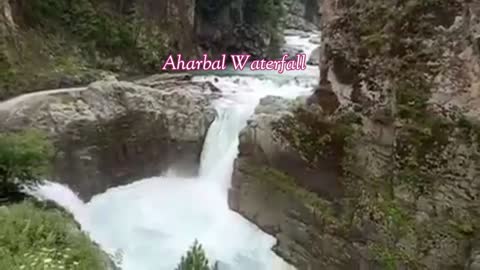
left=229, top=0, right=480, bottom=269
left=0, top=75, right=218, bottom=200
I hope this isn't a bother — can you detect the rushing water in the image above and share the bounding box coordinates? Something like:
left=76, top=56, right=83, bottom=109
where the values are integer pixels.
left=29, top=31, right=320, bottom=270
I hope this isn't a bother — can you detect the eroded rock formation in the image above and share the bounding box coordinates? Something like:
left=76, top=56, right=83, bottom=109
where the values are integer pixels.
left=0, top=76, right=217, bottom=200
left=230, top=0, right=480, bottom=269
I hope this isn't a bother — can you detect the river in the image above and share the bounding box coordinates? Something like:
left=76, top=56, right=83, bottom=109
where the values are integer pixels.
left=28, top=30, right=320, bottom=270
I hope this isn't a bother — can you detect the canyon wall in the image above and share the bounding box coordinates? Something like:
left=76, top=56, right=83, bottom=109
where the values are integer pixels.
left=230, top=0, right=480, bottom=269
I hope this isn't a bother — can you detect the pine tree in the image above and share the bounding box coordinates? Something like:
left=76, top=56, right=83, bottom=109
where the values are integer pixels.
left=175, top=240, right=219, bottom=270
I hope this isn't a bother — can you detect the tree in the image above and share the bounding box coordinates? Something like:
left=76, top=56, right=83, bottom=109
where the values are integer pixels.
left=0, top=129, right=53, bottom=201
left=175, top=240, right=219, bottom=270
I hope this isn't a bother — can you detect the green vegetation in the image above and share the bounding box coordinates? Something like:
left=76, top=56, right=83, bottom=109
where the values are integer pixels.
left=330, top=0, right=478, bottom=196
left=0, top=28, right=103, bottom=101
left=258, top=1, right=480, bottom=268
left=0, top=130, right=110, bottom=268
left=245, top=0, right=285, bottom=57
left=1, top=0, right=287, bottom=100
left=0, top=201, right=110, bottom=270
left=0, top=130, right=53, bottom=201
left=272, top=107, right=358, bottom=166
left=244, top=0, right=285, bottom=30
left=1, top=0, right=169, bottom=101
left=318, top=0, right=480, bottom=269
left=175, top=240, right=218, bottom=270
left=21, top=0, right=168, bottom=71
left=0, top=127, right=222, bottom=270
left=242, top=163, right=334, bottom=214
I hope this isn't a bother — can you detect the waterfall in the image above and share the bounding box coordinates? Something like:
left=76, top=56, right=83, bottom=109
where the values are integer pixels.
left=28, top=30, right=320, bottom=270
left=200, top=105, right=243, bottom=183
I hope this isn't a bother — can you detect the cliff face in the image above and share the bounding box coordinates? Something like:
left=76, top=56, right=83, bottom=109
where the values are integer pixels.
left=195, top=0, right=272, bottom=58
left=230, top=1, right=480, bottom=269
left=283, top=0, right=321, bottom=31
left=134, top=0, right=197, bottom=56
left=195, top=0, right=287, bottom=58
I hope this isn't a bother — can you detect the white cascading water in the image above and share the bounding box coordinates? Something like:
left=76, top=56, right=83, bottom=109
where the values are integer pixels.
left=28, top=31, right=320, bottom=270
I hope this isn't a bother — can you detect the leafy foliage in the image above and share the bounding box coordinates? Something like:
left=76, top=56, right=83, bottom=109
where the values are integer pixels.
left=20, top=0, right=168, bottom=72
left=176, top=240, right=218, bottom=270
left=0, top=201, right=110, bottom=270
left=0, top=130, right=53, bottom=201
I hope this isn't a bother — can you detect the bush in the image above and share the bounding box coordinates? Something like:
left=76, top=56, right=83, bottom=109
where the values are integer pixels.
left=0, top=201, right=110, bottom=270
left=175, top=240, right=218, bottom=270
left=0, top=130, right=53, bottom=201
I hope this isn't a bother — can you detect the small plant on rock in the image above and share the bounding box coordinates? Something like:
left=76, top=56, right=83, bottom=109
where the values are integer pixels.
left=175, top=240, right=218, bottom=270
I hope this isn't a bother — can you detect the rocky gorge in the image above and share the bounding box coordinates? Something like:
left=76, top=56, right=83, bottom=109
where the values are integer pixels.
left=2, top=0, right=480, bottom=270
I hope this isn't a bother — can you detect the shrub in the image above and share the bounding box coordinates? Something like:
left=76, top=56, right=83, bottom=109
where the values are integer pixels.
left=175, top=240, right=218, bottom=270
left=0, top=130, right=53, bottom=201
left=0, top=201, right=109, bottom=270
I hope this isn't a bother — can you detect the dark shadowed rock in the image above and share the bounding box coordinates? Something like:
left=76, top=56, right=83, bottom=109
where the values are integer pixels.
left=307, top=83, right=340, bottom=115
left=307, top=46, right=320, bottom=65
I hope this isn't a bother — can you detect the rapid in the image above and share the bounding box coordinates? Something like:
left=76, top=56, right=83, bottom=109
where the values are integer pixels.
left=28, top=30, right=320, bottom=270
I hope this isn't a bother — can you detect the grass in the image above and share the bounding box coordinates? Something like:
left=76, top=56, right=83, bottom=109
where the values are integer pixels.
left=0, top=201, right=110, bottom=270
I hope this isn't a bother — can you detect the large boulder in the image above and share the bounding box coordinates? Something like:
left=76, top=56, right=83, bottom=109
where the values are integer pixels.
left=0, top=77, right=217, bottom=200
left=229, top=95, right=354, bottom=269
left=233, top=95, right=344, bottom=200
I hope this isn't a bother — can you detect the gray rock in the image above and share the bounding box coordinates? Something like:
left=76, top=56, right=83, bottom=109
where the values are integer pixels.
left=281, top=46, right=305, bottom=60
left=309, top=36, right=321, bottom=44
left=282, top=0, right=320, bottom=31
left=467, top=244, right=480, bottom=270
left=307, top=46, right=320, bottom=65
left=0, top=80, right=217, bottom=200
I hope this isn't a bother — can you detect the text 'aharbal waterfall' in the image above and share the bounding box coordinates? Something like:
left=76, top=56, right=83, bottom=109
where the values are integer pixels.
left=28, top=30, right=320, bottom=270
